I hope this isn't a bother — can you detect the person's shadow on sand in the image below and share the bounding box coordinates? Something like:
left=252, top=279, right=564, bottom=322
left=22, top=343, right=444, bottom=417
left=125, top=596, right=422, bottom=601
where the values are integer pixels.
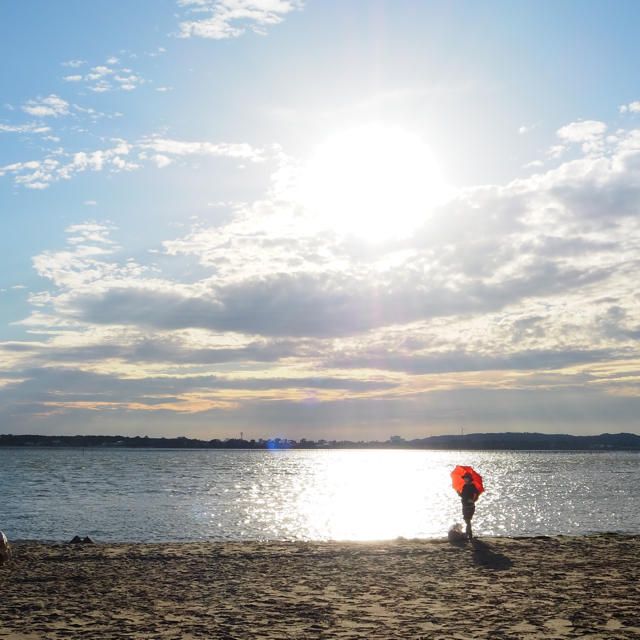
left=471, top=539, right=512, bottom=570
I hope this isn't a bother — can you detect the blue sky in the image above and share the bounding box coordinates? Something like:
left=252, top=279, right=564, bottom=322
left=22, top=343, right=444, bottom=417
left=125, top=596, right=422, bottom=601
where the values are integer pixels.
left=2, top=1, right=640, bottom=439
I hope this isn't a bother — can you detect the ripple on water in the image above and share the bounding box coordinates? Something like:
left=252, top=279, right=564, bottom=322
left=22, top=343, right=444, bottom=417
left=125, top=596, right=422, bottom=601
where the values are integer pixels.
left=1, top=448, right=639, bottom=541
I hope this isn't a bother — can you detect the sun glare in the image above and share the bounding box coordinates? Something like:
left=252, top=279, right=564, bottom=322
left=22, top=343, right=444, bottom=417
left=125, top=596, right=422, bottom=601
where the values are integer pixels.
left=297, top=123, right=449, bottom=240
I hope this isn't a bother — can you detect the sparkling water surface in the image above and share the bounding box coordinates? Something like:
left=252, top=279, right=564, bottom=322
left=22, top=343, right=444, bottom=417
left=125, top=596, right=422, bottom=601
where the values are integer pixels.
left=1, top=448, right=639, bottom=542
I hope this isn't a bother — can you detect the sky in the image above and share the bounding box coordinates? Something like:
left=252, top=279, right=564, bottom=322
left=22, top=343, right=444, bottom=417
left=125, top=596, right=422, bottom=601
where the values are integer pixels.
left=2, top=1, right=640, bottom=441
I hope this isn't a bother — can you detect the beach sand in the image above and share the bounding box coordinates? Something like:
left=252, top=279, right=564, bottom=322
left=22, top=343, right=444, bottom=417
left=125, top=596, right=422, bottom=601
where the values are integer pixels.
left=1, top=535, right=639, bottom=639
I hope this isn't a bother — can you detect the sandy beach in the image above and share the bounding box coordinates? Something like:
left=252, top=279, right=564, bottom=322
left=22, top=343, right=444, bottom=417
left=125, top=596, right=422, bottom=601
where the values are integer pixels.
left=1, top=534, right=639, bottom=639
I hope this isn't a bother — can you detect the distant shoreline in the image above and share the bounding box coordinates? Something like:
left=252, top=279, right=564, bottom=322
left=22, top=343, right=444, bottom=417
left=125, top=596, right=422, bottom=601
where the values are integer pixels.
left=2, top=431, right=640, bottom=450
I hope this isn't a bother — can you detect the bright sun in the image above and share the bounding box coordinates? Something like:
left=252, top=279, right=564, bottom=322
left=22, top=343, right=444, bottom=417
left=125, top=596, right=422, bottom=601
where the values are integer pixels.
left=297, top=123, right=449, bottom=240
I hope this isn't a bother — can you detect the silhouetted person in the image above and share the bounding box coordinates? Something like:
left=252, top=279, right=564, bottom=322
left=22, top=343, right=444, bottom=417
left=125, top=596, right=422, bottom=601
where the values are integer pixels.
left=459, top=472, right=479, bottom=540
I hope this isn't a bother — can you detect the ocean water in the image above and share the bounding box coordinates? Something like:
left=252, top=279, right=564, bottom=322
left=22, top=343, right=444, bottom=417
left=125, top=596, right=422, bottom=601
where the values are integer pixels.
left=1, top=448, right=639, bottom=542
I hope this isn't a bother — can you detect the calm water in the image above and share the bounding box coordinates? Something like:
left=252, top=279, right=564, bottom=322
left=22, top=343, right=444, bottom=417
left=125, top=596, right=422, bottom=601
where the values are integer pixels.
left=1, top=448, right=639, bottom=542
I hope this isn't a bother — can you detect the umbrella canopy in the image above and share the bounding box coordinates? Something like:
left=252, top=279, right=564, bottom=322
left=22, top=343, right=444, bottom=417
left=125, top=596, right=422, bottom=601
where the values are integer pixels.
left=451, top=465, right=484, bottom=495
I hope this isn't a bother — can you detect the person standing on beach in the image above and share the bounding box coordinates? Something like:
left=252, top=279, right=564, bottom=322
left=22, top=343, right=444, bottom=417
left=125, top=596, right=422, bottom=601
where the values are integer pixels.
left=459, top=472, right=479, bottom=540
left=0, top=530, right=10, bottom=565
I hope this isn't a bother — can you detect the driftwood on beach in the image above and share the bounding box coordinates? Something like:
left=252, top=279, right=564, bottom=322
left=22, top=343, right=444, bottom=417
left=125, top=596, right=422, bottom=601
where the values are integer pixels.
left=1, top=534, right=639, bottom=639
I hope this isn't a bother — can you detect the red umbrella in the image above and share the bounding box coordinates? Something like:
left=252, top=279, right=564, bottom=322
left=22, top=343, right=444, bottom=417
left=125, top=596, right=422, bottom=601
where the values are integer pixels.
left=451, top=465, right=484, bottom=495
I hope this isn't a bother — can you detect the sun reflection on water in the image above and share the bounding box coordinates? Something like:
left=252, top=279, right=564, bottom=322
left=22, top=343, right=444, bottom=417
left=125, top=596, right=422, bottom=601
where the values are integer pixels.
left=249, top=450, right=464, bottom=541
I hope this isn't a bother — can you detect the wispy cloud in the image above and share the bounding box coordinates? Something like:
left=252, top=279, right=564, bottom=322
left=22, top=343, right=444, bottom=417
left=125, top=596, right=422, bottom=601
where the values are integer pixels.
left=0, top=136, right=266, bottom=189
left=62, top=58, right=145, bottom=92
left=22, top=94, right=70, bottom=117
left=139, top=137, right=266, bottom=161
left=177, top=0, right=303, bottom=39
left=0, top=122, right=51, bottom=134
left=61, top=59, right=87, bottom=68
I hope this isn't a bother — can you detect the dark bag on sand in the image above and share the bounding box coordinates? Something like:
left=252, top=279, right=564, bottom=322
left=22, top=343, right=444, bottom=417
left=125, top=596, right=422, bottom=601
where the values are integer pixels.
left=448, top=523, right=467, bottom=544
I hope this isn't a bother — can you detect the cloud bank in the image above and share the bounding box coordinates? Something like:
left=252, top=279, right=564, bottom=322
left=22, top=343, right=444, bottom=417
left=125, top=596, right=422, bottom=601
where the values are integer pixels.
left=3, top=110, right=640, bottom=437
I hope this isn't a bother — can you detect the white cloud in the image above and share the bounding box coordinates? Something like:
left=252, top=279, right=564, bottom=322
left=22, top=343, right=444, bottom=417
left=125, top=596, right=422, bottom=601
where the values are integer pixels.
left=23, top=181, right=50, bottom=190
left=90, top=65, right=114, bottom=78
left=557, top=120, right=607, bottom=141
left=140, top=137, right=266, bottom=162
left=114, top=74, right=141, bottom=91
left=62, top=58, right=145, bottom=92
left=1, top=158, right=59, bottom=189
left=1, top=136, right=267, bottom=188
left=151, top=154, right=172, bottom=168
left=177, top=0, right=303, bottom=39
left=30, top=223, right=128, bottom=290
left=0, top=123, right=51, bottom=134
left=72, top=151, right=106, bottom=172
left=61, top=59, right=86, bottom=68
left=556, top=120, right=607, bottom=154
left=620, top=100, right=640, bottom=114
left=72, top=105, right=106, bottom=120
left=2, top=100, right=104, bottom=139
left=22, top=95, right=70, bottom=118
left=548, top=144, right=565, bottom=159
left=114, top=74, right=139, bottom=84
left=66, top=222, right=117, bottom=245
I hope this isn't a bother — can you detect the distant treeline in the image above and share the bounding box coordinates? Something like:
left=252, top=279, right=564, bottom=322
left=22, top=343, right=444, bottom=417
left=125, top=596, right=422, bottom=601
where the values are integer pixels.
left=1, top=432, right=640, bottom=450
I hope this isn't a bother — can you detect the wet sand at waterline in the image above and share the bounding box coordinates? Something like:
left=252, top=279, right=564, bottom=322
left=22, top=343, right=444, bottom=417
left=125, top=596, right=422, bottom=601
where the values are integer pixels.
left=1, top=535, right=639, bottom=639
